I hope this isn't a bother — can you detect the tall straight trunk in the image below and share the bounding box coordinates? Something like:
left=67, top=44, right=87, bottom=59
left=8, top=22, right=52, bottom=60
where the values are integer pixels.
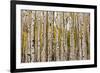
left=40, top=11, right=43, bottom=61
left=21, top=10, right=30, bottom=63
left=27, top=11, right=32, bottom=62
left=60, top=12, right=64, bottom=61
left=21, top=10, right=27, bottom=62
left=30, top=11, right=35, bottom=62
left=81, top=13, right=87, bottom=60
left=78, top=13, right=84, bottom=60
left=63, top=12, right=68, bottom=60
left=41, top=11, right=47, bottom=62
left=83, top=13, right=90, bottom=59
left=52, top=12, right=56, bottom=61
left=24, top=11, right=29, bottom=63
left=65, top=12, right=71, bottom=60
left=47, top=11, right=53, bottom=61
left=86, top=14, right=90, bottom=59
left=69, top=13, right=75, bottom=60
left=34, top=11, right=38, bottom=62
left=75, top=13, right=80, bottom=60
left=21, top=10, right=24, bottom=62
left=36, top=11, right=41, bottom=62
left=73, top=13, right=79, bottom=60
left=39, top=11, right=43, bottom=62
left=54, top=12, right=60, bottom=61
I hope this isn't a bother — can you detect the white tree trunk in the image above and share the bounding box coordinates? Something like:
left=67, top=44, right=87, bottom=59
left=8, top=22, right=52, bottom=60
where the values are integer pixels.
left=47, top=11, right=53, bottom=61
left=78, top=13, right=83, bottom=60
left=41, top=11, right=47, bottom=62
left=74, top=13, right=79, bottom=60
left=63, top=12, right=68, bottom=60
left=36, top=11, right=41, bottom=62
left=60, top=12, right=64, bottom=61
left=21, top=10, right=27, bottom=62
left=27, top=11, right=32, bottom=62
left=30, top=11, right=35, bottom=62
left=69, top=13, right=75, bottom=60
left=54, top=12, right=60, bottom=61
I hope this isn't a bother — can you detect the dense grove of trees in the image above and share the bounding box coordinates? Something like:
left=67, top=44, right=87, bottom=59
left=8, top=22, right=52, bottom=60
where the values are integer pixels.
left=21, top=10, right=90, bottom=63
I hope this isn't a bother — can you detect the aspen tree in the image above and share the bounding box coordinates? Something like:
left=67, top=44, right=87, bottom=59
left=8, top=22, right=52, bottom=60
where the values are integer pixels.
left=36, top=11, right=41, bottom=62
left=60, top=12, right=64, bottom=61
left=34, top=11, right=38, bottom=62
left=21, top=10, right=30, bottom=62
left=52, top=12, right=56, bottom=61
left=40, top=11, right=43, bottom=61
left=30, top=11, right=35, bottom=62
left=26, top=11, right=32, bottom=62
left=87, top=14, right=90, bottom=60
left=65, top=12, right=71, bottom=60
left=21, top=10, right=27, bottom=62
left=52, top=11, right=56, bottom=61
left=40, top=11, right=43, bottom=62
left=54, top=12, right=60, bottom=61
left=75, top=13, right=80, bottom=60
left=47, top=11, right=53, bottom=61
left=78, top=13, right=84, bottom=60
left=63, top=12, right=69, bottom=60
left=69, top=13, right=75, bottom=60
left=21, top=10, right=24, bottom=62
left=84, top=13, right=90, bottom=59
left=41, top=11, right=47, bottom=62
left=73, top=13, right=79, bottom=60
left=81, top=13, right=88, bottom=60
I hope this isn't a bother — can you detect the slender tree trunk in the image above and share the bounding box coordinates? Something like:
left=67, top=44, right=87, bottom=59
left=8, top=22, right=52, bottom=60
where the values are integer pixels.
left=21, top=11, right=30, bottom=63
left=69, top=13, right=75, bottom=60
left=21, top=10, right=27, bottom=62
left=34, top=11, right=37, bottom=62
left=41, top=11, right=47, bottom=62
left=81, top=13, right=87, bottom=60
left=23, top=11, right=28, bottom=63
left=54, top=12, right=60, bottom=61
left=27, top=11, right=32, bottom=62
left=83, top=13, right=90, bottom=60
left=63, top=12, right=68, bottom=60
left=65, top=13, right=71, bottom=60
left=78, top=13, right=83, bottom=60
left=36, top=11, right=41, bottom=62
left=86, top=14, right=90, bottom=59
left=75, top=13, right=80, bottom=60
left=60, top=12, right=64, bottom=61
left=47, top=11, right=53, bottom=61
left=30, top=11, right=35, bottom=62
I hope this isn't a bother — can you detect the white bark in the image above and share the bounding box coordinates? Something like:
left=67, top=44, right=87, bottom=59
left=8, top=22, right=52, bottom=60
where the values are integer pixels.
left=36, top=11, right=41, bottom=62
left=41, top=11, right=47, bottom=62
left=78, top=13, right=83, bottom=60
left=60, top=12, right=64, bottom=61
left=30, top=11, right=35, bottom=62
left=69, top=13, right=75, bottom=60
left=21, top=10, right=26, bottom=62
left=74, top=13, right=79, bottom=60
left=47, top=11, right=53, bottom=61
left=27, top=11, right=32, bottom=62
left=63, top=12, right=68, bottom=60
left=54, top=12, right=60, bottom=61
